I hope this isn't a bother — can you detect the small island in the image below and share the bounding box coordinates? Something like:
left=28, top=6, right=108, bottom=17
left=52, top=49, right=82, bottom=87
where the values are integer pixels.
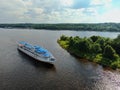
left=58, top=35, right=120, bottom=69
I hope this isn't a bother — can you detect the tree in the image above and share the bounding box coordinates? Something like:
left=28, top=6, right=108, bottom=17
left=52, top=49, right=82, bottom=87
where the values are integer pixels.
left=103, top=45, right=116, bottom=60
left=78, top=39, right=91, bottom=53
left=111, top=34, right=120, bottom=55
left=91, top=43, right=102, bottom=54
left=90, top=36, right=100, bottom=42
left=60, top=35, right=69, bottom=41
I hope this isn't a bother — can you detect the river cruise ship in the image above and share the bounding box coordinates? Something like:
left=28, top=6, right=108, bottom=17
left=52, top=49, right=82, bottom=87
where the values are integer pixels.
left=18, top=41, right=55, bottom=64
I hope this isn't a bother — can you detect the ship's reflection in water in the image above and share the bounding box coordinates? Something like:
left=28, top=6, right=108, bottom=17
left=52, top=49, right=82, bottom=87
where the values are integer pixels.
left=18, top=50, right=56, bottom=71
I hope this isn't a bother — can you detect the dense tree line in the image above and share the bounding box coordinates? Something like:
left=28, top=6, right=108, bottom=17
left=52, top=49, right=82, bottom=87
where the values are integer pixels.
left=58, top=35, right=120, bottom=69
left=0, top=23, right=120, bottom=32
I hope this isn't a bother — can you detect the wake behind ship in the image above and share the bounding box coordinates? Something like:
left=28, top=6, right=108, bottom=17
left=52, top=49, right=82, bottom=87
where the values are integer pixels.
left=18, top=41, right=55, bottom=64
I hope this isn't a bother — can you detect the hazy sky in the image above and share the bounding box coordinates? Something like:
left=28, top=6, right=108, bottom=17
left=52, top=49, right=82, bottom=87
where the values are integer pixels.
left=0, top=0, right=120, bottom=23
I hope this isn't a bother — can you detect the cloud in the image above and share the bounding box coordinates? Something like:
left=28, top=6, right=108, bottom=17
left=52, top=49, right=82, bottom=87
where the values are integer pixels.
left=83, top=8, right=98, bottom=16
left=25, top=8, right=44, bottom=18
left=0, top=0, right=119, bottom=23
left=0, top=0, right=28, bottom=23
left=60, top=0, right=74, bottom=7
left=100, top=9, right=120, bottom=23
left=47, top=8, right=100, bottom=23
left=90, top=0, right=112, bottom=6
left=71, top=0, right=91, bottom=9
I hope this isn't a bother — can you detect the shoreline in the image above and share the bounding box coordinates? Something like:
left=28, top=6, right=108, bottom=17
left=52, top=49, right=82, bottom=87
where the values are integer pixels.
left=1, top=27, right=120, bottom=32
left=0, top=23, right=120, bottom=32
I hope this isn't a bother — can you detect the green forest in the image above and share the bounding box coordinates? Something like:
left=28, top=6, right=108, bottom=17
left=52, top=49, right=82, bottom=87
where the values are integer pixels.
left=58, top=35, right=120, bottom=69
left=0, top=23, right=120, bottom=32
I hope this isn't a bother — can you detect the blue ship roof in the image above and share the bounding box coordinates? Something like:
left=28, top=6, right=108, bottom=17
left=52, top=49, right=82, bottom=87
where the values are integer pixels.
left=19, top=41, right=51, bottom=57
left=19, top=41, right=34, bottom=49
left=34, top=45, right=51, bottom=57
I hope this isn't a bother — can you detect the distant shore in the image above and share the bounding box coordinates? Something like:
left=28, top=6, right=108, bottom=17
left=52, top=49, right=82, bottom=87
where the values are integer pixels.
left=0, top=23, right=120, bottom=32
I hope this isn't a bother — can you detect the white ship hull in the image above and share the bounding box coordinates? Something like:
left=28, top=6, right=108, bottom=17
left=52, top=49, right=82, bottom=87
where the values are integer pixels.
left=18, top=46, right=55, bottom=64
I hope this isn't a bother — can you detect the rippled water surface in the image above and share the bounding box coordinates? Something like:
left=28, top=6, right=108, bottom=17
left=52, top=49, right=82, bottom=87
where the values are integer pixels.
left=0, top=28, right=120, bottom=90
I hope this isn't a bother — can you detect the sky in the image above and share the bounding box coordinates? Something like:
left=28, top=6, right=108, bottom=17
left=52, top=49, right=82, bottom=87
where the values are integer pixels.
left=0, top=0, right=120, bottom=23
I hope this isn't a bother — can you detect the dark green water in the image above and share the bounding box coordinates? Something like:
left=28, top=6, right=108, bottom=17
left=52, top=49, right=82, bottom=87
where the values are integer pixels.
left=0, top=28, right=120, bottom=90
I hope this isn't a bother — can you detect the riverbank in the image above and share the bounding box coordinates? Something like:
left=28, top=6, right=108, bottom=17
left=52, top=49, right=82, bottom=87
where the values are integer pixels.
left=58, top=35, right=120, bottom=69
left=0, top=23, right=120, bottom=32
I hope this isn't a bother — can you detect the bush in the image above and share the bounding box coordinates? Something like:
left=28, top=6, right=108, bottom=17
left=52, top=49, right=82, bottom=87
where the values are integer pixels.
left=103, top=45, right=116, bottom=60
left=91, top=43, right=102, bottom=54
left=90, top=36, right=100, bottom=42
left=60, top=35, right=69, bottom=41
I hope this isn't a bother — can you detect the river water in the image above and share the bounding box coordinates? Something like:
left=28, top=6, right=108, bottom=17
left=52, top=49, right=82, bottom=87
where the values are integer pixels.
left=0, top=28, right=120, bottom=90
